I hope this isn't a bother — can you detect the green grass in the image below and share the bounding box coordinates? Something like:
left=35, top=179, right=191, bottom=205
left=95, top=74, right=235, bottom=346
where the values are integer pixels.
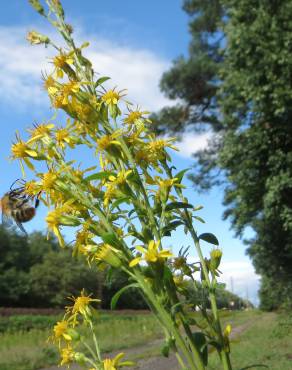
left=208, top=311, right=292, bottom=370
left=0, top=312, right=162, bottom=370
left=1, top=310, right=291, bottom=370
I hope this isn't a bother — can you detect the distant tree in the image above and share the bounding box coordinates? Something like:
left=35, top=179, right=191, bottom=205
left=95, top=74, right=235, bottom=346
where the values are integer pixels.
left=102, top=269, right=147, bottom=310
left=0, top=226, right=102, bottom=307
left=153, top=0, right=292, bottom=310
left=29, top=251, right=101, bottom=307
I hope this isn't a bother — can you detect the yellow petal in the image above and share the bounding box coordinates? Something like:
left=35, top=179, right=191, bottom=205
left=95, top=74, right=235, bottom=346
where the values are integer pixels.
left=129, top=257, right=142, bottom=267
left=135, top=246, right=146, bottom=254
left=159, top=250, right=173, bottom=258
left=25, top=149, right=38, bottom=157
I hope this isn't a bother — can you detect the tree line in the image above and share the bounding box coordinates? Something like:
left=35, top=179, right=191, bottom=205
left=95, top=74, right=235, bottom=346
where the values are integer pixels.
left=152, top=0, right=292, bottom=310
left=0, top=226, right=248, bottom=310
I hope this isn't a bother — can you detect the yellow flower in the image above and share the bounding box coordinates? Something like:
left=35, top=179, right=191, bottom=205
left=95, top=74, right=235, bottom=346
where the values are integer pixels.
left=210, top=248, right=222, bottom=270
left=154, top=177, right=184, bottom=202
left=55, top=128, right=75, bottom=149
left=53, top=320, right=73, bottom=343
left=27, top=123, right=54, bottom=143
left=101, top=89, right=125, bottom=105
left=60, top=81, right=80, bottom=105
left=42, top=171, right=58, bottom=192
left=103, top=353, right=134, bottom=370
left=52, top=52, right=74, bottom=79
left=44, top=75, right=58, bottom=96
left=96, top=130, right=122, bottom=152
left=60, top=345, right=75, bottom=366
left=147, top=137, right=178, bottom=159
left=129, top=240, right=173, bottom=267
left=224, top=324, right=232, bottom=337
left=108, top=169, right=132, bottom=186
left=24, top=180, right=41, bottom=198
left=123, top=109, right=150, bottom=125
left=46, top=208, right=64, bottom=246
left=11, top=140, right=38, bottom=159
left=46, top=200, right=77, bottom=246
left=103, top=184, right=119, bottom=207
left=66, top=290, right=100, bottom=324
left=11, top=137, right=40, bottom=173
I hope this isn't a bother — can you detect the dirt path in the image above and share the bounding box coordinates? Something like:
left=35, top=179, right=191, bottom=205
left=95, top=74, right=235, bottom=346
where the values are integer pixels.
left=42, top=322, right=251, bottom=370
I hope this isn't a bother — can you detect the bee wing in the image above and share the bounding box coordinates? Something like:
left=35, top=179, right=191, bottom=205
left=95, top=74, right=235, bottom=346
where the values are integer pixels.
left=15, top=220, right=28, bottom=236
left=2, top=213, right=13, bottom=227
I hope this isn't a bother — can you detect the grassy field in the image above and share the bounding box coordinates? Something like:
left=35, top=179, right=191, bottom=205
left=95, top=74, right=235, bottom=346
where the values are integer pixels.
left=0, top=310, right=291, bottom=370
left=208, top=311, right=292, bottom=370
left=0, top=312, right=162, bottom=370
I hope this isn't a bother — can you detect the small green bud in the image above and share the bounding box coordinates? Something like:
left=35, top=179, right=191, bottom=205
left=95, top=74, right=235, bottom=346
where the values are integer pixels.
left=59, top=215, right=81, bottom=227
left=67, top=328, right=80, bottom=341
left=51, top=0, right=65, bottom=18
left=74, top=352, right=86, bottom=364
left=28, top=0, right=45, bottom=15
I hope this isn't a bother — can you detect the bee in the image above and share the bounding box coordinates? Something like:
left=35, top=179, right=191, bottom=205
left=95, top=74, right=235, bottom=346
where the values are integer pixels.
left=0, top=179, right=41, bottom=235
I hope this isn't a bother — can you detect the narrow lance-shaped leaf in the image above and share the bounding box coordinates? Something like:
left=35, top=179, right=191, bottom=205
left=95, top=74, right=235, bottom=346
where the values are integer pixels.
left=110, top=283, right=140, bottom=310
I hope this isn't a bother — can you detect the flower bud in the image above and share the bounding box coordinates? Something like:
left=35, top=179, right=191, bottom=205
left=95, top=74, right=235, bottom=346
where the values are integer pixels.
left=66, top=328, right=80, bottom=341
left=210, top=249, right=222, bottom=270
left=96, top=244, right=122, bottom=268
left=28, top=0, right=45, bottom=15
left=52, top=0, right=65, bottom=18
left=27, top=31, right=50, bottom=45
left=74, top=352, right=86, bottom=364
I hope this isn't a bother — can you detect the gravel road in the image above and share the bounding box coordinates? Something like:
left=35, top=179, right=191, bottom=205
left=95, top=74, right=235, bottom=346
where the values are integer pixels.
left=42, top=322, right=250, bottom=370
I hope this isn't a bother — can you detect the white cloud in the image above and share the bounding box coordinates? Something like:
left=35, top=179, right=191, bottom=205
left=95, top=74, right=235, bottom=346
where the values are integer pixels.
left=218, top=260, right=260, bottom=305
left=187, top=255, right=260, bottom=305
left=175, top=131, right=212, bottom=158
left=0, top=25, right=171, bottom=112
left=0, top=26, right=50, bottom=108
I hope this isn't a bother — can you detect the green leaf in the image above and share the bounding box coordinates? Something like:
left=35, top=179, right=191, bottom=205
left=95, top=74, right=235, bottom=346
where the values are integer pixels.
left=193, top=205, right=204, bottom=211
left=84, top=171, right=115, bottom=182
left=95, top=76, right=110, bottom=87
left=101, top=233, right=121, bottom=247
left=110, top=197, right=130, bottom=210
left=162, top=221, right=184, bottom=236
left=193, top=216, right=205, bottom=223
left=191, top=332, right=208, bottom=366
left=174, top=168, right=190, bottom=183
left=199, top=233, right=219, bottom=246
left=165, top=202, right=193, bottom=211
left=110, top=283, right=139, bottom=310
left=161, top=343, right=170, bottom=358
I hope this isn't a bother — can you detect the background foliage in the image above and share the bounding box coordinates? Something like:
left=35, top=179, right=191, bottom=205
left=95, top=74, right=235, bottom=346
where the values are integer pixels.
left=153, top=0, right=292, bottom=310
left=0, top=227, right=247, bottom=309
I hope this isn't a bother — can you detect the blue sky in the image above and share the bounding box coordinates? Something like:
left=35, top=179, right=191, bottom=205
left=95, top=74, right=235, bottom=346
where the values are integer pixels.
left=0, top=0, right=259, bottom=303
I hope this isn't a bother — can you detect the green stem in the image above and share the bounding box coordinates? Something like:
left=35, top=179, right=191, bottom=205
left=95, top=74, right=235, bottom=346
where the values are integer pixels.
left=88, top=320, right=102, bottom=362
left=134, top=271, right=205, bottom=370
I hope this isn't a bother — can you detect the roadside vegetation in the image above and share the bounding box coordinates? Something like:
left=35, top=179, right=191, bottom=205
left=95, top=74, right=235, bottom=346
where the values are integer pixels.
left=1, top=311, right=290, bottom=370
